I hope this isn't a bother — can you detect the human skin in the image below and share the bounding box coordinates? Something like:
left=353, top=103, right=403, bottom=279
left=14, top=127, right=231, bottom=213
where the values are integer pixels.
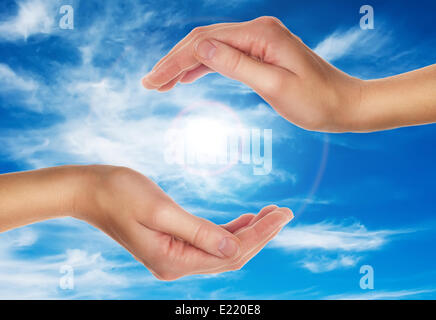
left=0, top=165, right=293, bottom=280
left=142, top=16, right=436, bottom=133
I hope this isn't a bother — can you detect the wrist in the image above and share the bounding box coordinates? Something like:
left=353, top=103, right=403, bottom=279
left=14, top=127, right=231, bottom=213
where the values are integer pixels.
left=342, top=79, right=383, bottom=133
left=67, top=165, right=106, bottom=221
left=334, top=76, right=367, bottom=133
left=69, top=164, right=122, bottom=224
left=58, top=165, right=94, bottom=219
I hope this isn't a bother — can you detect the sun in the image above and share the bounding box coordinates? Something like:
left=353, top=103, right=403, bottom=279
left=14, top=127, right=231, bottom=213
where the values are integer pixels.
left=183, top=117, right=234, bottom=164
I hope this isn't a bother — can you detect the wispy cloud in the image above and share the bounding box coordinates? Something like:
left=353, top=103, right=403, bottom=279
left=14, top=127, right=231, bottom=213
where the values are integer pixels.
left=0, top=63, right=38, bottom=91
left=326, top=289, right=435, bottom=300
left=0, top=0, right=56, bottom=41
left=314, top=27, right=390, bottom=62
left=269, top=221, right=413, bottom=273
left=0, top=222, right=157, bottom=299
left=270, top=221, right=410, bottom=251
left=301, top=254, right=360, bottom=273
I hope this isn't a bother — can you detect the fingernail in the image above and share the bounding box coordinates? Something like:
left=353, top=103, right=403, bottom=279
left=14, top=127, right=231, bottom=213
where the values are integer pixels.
left=196, top=40, right=216, bottom=60
left=218, top=237, right=240, bottom=258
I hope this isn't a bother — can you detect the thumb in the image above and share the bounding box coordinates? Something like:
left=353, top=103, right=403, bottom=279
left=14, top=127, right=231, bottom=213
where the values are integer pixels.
left=193, top=38, right=290, bottom=97
left=151, top=203, right=242, bottom=259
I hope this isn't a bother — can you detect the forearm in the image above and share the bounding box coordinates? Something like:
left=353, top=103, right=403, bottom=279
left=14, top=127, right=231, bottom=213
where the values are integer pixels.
left=349, top=64, right=436, bottom=132
left=0, top=166, right=87, bottom=232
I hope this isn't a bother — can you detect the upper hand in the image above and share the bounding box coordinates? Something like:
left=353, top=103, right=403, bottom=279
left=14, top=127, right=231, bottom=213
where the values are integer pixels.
left=142, top=16, right=363, bottom=132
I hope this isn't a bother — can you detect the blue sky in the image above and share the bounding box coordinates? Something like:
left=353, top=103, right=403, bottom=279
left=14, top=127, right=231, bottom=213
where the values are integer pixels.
left=0, top=0, right=435, bottom=299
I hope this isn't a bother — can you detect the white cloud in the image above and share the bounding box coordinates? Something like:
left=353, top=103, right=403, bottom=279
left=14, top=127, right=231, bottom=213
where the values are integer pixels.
left=0, top=223, right=156, bottom=299
left=0, top=63, right=38, bottom=91
left=270, top=221, right=410, bottom=252
left=0, top=219, right=243, bottom=299
left=0, top=0, right=56, bottom=41
left=269, top=221, right=413, bottom=273
left=202, top=0, right=260, bottom=8
left=301, top=254, right=360, bottom=273
left=314, top=28, right=361, bottom=62
left=207, top=76, right=254, bottom=95
left=314, top=27, right=389, bottom=62
left=275, top=196, right=330, bottom=206
left=326, top=289, right=435, bottom=300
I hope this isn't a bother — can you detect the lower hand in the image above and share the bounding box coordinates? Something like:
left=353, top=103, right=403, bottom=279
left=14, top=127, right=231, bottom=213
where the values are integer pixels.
left=73, top=165, right=293, bottom=280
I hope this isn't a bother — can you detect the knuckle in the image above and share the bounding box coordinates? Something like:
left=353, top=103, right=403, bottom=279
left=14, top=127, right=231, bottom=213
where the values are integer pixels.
left=299, top=115, right=327, bottom=131
left=190, top=28, right=209, bottom=46
left=144, top=200, right=163, bottom=227
left=107, top=165, right=135, bottom=183
left=190, top=26, right=207, bottom=36
left=252, top=17, right=287, bottom=45
left=255, top=16, right=283, bottom=28
left=226, top=51, right=243, bottom=73
left=251, top=223, right=262, bottom=241
left=144, top=195, right=173, bottom=226
left=230, top=262, right=244, bottom=271
left=262, top=72, right=288, bottom=97
left=167, top=59, right=183, bottom=77
left=240, top=213, right=254, bottom=220
left=152, top=256, right=181, bottom=281
left=154, top=269, right=180, bottom=281
left=292, top=33, right=303, bottom=43
left=191, top=222, right=209, bottom=248
left=263, top=204, right=278, bottom=211
left=133, top=254, right=147, bottom=267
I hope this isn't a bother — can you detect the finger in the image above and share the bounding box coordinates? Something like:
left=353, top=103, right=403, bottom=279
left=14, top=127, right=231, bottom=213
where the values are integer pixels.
left=126, top=220, right=229, bottom=281
left=142, top=24, right=236, bottom=89
left=145, top=203, right=241, bottom=259
left=232, top=209, right=293, bottom=267
left=191, top=207, right=294, bottom=274
left=224, top=223, right=285, bottom=272
left=143, top=60, right=202, bottom=89
left=247, top=204, right=278, bottom=226
left=220, top=205, right=278, bottom=234
left=142, top=24, right=241, bottom=88
left=201, top=221, right=287, bottom=276
left=203, top=208, right=293, bottom=272
left=151, top=23, right=237, bottom=72
left=193, top=38, right=295, bottom=99
left=227, top=207, right=292, bottom=265
left=128, top=208, right=292, bottom=280
left=142, top=19, right=302, bottom=90
left=179, top=64, right=214, bottom=83
left=203, top=207, right=289, bottom=273
left=221, top=213, right=255, bottom=233
left=235, top=207, right=293, bottom=253
left=177, top=207, right=281, bottom=275
left=157, top=72, right=185, bottom=92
